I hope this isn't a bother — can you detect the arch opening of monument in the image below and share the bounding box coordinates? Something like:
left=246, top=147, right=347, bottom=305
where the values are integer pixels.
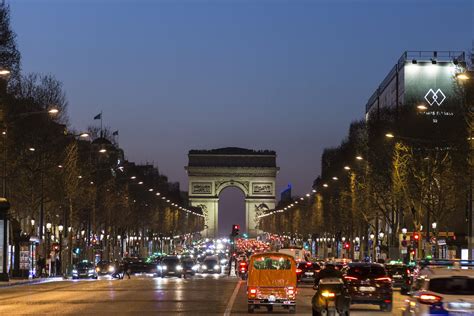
left=185, top=147, right=278, bottom=238
left=217, top=186, right=246, bottom=237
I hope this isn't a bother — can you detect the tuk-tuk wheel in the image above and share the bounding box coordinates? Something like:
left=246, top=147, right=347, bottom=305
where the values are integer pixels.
left=248, top=304, right=255, bottom=313
left=289, top=306, right=296, bottom=314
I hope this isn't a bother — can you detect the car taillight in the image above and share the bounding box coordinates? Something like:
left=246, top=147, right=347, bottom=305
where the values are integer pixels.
left=248, top=288, right=257, bottom=298
left=321, top=291, right=336, bottom=298
left=306, top=262, right=312, bottom=267
left=406, top=269, right=411, bottom=276
left=344, top=276, right=358, bottom=281
left=286, top=286, right=296, bottom=297
left=418, top=294, right=442, bottom=305
left=296, top=268, right=302, bottom=274
left=375, top=277, right=392, bottom=283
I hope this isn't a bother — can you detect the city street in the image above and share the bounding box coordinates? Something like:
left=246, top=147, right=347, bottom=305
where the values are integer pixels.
left=0, top=276, right=404, bottom=315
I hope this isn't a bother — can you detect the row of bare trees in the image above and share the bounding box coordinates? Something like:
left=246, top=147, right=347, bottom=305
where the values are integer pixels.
left=0, top=3, right=203, bottom=270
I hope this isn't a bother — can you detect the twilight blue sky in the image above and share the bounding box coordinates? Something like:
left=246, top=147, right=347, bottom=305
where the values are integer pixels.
left=9, top=0, right=473, bottom=233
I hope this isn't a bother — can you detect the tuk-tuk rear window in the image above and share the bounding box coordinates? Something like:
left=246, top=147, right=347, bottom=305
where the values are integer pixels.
left=253, top=256, right=292, bottom=270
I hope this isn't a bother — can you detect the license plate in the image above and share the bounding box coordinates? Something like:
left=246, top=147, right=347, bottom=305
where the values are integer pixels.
left=305, top=272, right=314, bottom=276
left=359, top=286, right=376, bottom=292
left=393, top=274, right=402, bottom=278
left=168, top=271, right=175, bottom=274
left=283, top=301, right=292, bottom=305
left=268, top=295, right=276, bottom=302
left=208, top=269, right=213, bottom=272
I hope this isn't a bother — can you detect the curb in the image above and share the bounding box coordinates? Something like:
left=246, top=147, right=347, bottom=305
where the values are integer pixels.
left=0, top=277, right=62, bottom=288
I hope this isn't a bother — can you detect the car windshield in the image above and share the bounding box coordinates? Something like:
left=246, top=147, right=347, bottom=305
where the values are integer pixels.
left=163, top=258, right=179, bottom=264
left=347, top=265, right=386, bottom=278
left=77, top=262, right=93, bottom=269
left=253, top=256, right=291, bottom=270
left=204, top=259, right=217, bottom=265
left=429, top=277, right=474, bottom=295
left=386, top=266, right=407, bottom=275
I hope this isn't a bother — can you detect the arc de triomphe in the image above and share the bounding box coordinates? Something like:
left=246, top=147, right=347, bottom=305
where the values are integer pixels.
left=185, top=148, right=278, bottom=238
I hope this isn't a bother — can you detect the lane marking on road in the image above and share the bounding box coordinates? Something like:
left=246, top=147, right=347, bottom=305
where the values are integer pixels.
left=223, top=279, right=242, bottom=316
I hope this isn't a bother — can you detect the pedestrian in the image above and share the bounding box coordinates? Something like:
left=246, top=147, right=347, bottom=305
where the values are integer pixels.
left=122, top=260, right=131, bottom=279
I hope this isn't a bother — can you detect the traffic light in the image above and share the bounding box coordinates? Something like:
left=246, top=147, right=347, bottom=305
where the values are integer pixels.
left=413, top=233, right=420, bottom=241
left=344, top=242, right=350, bottom=250
left=231, top=224, right=240, bottom=237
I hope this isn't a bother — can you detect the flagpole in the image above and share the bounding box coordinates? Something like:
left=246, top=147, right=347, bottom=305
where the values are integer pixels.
left=100, top=111, right=103, bottom=138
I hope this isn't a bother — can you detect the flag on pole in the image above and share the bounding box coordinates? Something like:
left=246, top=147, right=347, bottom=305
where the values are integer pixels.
left=94, top=113, right=102, bottom=120
left=112, top=130, right=119, bottom=136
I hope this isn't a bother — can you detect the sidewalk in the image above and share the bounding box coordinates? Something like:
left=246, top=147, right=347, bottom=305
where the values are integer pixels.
left=0, top=277, right=63, bottom=288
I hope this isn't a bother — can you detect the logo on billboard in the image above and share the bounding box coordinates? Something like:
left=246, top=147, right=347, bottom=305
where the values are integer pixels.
left=424, top=88, right=446, bottom=106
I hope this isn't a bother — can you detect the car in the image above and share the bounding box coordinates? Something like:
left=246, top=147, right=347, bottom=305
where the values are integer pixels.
left=95, top=260, right=116, bottom=275
left=181, top=257, right=199, bottom=276
left=385, top=263, right=412, bottom=294
left=159, top=256, right=183, bottom=277
left=344, top=262, right=393, bottom=312
left=402, top=267, right=474, bottom=315
left=296, top=261, right=321, bottom=283
left=123, top=257, right=157, bottom=274
left=72, top=260, right=98, bottom=279
left=200, top=256, right=221, bottom=274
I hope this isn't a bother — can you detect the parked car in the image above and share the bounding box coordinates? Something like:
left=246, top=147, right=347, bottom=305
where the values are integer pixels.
left=344, top=262, right=393, bottom=312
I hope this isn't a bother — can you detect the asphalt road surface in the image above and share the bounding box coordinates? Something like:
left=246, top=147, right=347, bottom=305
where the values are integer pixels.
left=0, top=275, right=404, bottom=315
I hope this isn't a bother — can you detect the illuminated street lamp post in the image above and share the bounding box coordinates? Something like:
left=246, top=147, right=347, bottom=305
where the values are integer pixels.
left=58, top=225, right=64, bottom=276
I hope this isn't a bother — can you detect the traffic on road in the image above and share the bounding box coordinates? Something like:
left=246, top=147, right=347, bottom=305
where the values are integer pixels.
left=1, top=234, right=473, bottom=315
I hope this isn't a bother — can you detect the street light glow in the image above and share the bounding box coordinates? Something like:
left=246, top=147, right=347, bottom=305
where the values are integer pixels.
left=58, top=225, right=64, bottom=232
left=99, top=148, right=107, bottom=153
left=402, top=228, right=407, bottom=234
left=385, top=133, right=394, bottom=138
left=29, top=147, right=35, bottom=152
left=130, top=176, right=136, bottom=180
left=0, top=68, right=11, bottom=76
left=79, top=132, right=90, bottom=138
left=138, top=181, right=143, bottom=185
left=48, top=108, right=59, bottom=115
left=456, top=72, right=469, bottom=80
left=344, top=166, right=350, bottom=170
left=432, top=222, right=437, bottom=229
left=356, top=155, right=363, bottom=160
left=332, top=176, right=338, bottom=180
left=323, top=183, right=328, bottom=187
left=417, top=104, right=428, bottom=111
left=46, top=223, right=52, bottom=230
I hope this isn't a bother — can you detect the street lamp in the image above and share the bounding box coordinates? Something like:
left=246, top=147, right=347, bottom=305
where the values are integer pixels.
left=356, top=155, right=363, bottom=160
left=417, top=104, right=428, bottom=111
left=370, top=233, right=375, bottom=240
left=402, top=228, right=407, bottom=235
left=385, top=133, right=395, bottom=138
left=431, top=222, right=437, bottom=230
left=47, top=108, right=59, bottom=115
left=58, top=225, right=63, bottom=276
left=456, top=72, right=469, bottom=80
left=344, top=166, right=351, bottom=170
left=0, top=68, right=11, bottom=76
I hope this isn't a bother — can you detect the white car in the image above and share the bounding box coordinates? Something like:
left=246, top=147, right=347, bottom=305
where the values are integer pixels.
left=401, top=266, right=474, bottom=315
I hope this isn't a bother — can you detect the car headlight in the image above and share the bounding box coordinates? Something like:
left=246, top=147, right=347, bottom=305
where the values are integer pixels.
left=161, top=266, right=167, bottom=270
left=108, top=266, right=115, bottom=273
left=214, top=265, right=220, bottom=270
left=96, top=267, right=101, bottom=272
left=88, top=269, right=95, bottom=274
left=157, top=265, right=163, bottom=270
left=176, top=265, right=183, bottom=271
left=192, top=265, right=200, bottom=271
left=72, top=269, right=78, bottom=274
left=202, top=265, right=207, bottom=270
left=220, top=259, right=227, bottom=264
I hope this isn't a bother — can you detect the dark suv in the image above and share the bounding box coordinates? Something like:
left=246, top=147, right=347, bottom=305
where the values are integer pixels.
left=385, top=264, right=411, bottom=294
left=344, top=263, right=393, bottom=312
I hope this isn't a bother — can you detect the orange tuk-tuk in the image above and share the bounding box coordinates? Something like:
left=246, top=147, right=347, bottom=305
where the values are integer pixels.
left=247, top=252, right=297, bottom=313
